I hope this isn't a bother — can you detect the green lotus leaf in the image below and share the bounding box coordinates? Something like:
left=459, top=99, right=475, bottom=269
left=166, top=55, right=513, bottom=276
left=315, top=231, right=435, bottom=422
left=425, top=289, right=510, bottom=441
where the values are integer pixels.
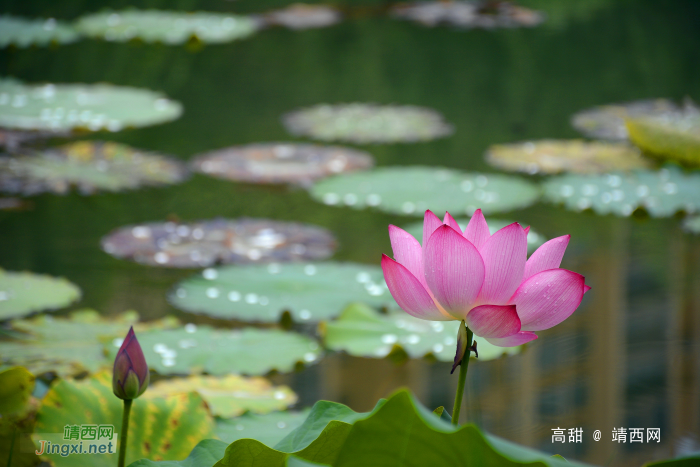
left=35, top=371, right=215, bottom=467
left=216, top=410, right=311, bottom=446
left=145, top=375, right=297, bottom=418
left=128, top=439, right=227, bottom=467
left=310, top=167, right=540, bottom=216
left=0, top=78, right=182, bottom=131
left=542, top=166, right=700, bottom=217
left=101, top=218, right=336, bottom=268
left=627, top=112, right=700, bottom=166
left=0, top=366, right=35, bottom=416
left=571, top=99, right=680, bottom=141
left=682, top=215, right=700, bottom=234
left=214, top=390, right=582, bottom=467
left=0, top=309, right=176, bottom=377
left=169, top=262, right=393, bottom=323
left=643, top=453, right=700, bottom=466
left=127, top=441, right=323, bottom=467
left=76, top=10, right=259, bottom=45
left=401, top=217, right=546, bottom=253
left=321, top=303, right=523, bottom=362
left=0, top=15, right=80, bottom=48
left=263, top=4, right=341, bottom=30
left=191, top=143, right=373, bottom=185
left=0, top=269, right=81, bottom=321
left=486, top=140, right=651, bottom=174
left=282, top=104, right=453, bottom=144
left=0, top=141, right=188, bottom=196
left=106, top=324, right=322, bottom=376
left=391, top=1, right=545, bottom=30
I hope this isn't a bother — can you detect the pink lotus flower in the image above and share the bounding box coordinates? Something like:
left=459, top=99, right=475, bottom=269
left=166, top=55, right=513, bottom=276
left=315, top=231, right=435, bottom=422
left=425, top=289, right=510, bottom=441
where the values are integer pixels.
left=381, top=209, right=590, bottom=347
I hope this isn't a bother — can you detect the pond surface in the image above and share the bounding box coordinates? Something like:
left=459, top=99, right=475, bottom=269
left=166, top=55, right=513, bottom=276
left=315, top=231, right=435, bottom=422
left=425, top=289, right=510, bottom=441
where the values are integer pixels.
left=2, top=0, right=700, bottom=465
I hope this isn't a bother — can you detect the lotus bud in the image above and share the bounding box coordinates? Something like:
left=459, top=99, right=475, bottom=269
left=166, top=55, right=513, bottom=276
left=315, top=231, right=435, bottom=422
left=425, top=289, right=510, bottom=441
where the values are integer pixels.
left=113, top=327, right=149, bottom=400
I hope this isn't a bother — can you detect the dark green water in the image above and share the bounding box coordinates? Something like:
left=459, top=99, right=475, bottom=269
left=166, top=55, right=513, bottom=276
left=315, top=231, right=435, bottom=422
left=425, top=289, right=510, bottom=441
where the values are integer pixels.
left=1, top=0, right=700, bottom=464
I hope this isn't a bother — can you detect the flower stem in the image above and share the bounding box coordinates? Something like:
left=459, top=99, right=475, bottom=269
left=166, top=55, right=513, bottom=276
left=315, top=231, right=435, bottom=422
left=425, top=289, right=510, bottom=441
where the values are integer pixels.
left=118, top=399, right=133, bottom=467
left=451, top=327, right=473, bottom=425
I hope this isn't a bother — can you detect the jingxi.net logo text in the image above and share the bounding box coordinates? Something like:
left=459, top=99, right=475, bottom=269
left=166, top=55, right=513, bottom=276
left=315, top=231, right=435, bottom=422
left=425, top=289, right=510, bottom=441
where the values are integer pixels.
left=34, top=424, right=117, bottom=457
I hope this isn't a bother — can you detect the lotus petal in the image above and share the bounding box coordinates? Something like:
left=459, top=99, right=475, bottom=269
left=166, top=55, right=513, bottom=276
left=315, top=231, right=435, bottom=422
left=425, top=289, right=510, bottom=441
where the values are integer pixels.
left=381, top=254, right=451, bottom=321
left=443, top=211, right=462, bottom=234
left=422, top=209, right=443, bottom=247
left=466, top=304, right=520, bottom=338
left=389, top=225, right=427, bottom=289
left=463, top=208, right=490, bottom=250
left=423, top=225, right=484, bottom=318
left=477, top=223, right=527, bottom=305
left=523, top=235, right=570, bottom=280
left=484, top=331, right=538, bottom=347
left=512, top=269, right=585, bottom=331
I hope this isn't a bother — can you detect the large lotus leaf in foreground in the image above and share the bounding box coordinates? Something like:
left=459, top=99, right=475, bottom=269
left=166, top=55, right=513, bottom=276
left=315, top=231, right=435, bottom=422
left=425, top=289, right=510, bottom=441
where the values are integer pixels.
left=0, top=78, right=182, bottom=131
left=311, top=167, right=540, bottom=216
left=102, top=218, right=336, bottom=268
left=106, top=324, right=321, bottom=376
left=321, top=303, right=522, bottom=362
left=0, top=141, right=188, bottom=196
left=191, top=143, right=373, bottom=185
left=543, top=166, right=700, bottom=217
left=215, top=410, right=311, bottom=445
left=209, top=390, right=579, bottom=467
left=0, top=309, right=176, bottom=376
left=486, top=139, right=651, bottom=174
left=0, top=15, right=80, bottom=48
left=282, top=104, right=453, bottom=144
left=626, top=112, right=700, bottom=166
left=571, top=98, right=680, bottom=141
left=169, top=262, right=393, bottom=323
left=402, top=217, right=546, bottom=253
left=146, top=374, right=297, bottom=418
left=76, top=10, right=259, bottom=44
left=0, top=269, right=80, bottom=321
left=35, top=372, right=215, bottom=467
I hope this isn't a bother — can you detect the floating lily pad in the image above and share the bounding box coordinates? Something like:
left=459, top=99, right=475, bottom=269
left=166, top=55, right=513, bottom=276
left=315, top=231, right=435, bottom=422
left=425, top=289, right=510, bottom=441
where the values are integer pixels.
left=0, top=141, right=188, bottom=196
left=0, top=309, right=176, bottom=376
left=626, top=111, right=700, bottom=166
left=322, top=304, right=522, bottom=362
left=0, top=15, right=81, bottom=48
left=543, top=165, right=700, bottom=217
left=486, top=140, right=651, bottom=174
left=102, top=218, right=336, bottom=268
left=310, top=167, right=540, bottom=216
left=571, top=99, right=680, bottom=141
left=216, top=410, right=310, bottom=445
left=262, top=4, right=342, bottom=30
left=0, top=128, right=72, bottom=152
left=0, top=366, right=35, bottom=416
left=191, top=143, right=373, bottom=185
left=146, top=375, right=297, bottom=418
left=169, top=262, right=393, bottom=323
left=402, top=217, right=546, bottom=253
left=0, top=78, right=182, bottom=131
left=391, top=1, right=545, bottom=29
left=76, top=10, right=259, bottom=44
left=106, top=324, right=322, bottom=376
left=35, top=371, right=215, bottom=467
left=282, top=104, right=453, bottom=144
left=0, top=269, right=81, bottom=321
left=682, top=215, right=700, bottom=234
